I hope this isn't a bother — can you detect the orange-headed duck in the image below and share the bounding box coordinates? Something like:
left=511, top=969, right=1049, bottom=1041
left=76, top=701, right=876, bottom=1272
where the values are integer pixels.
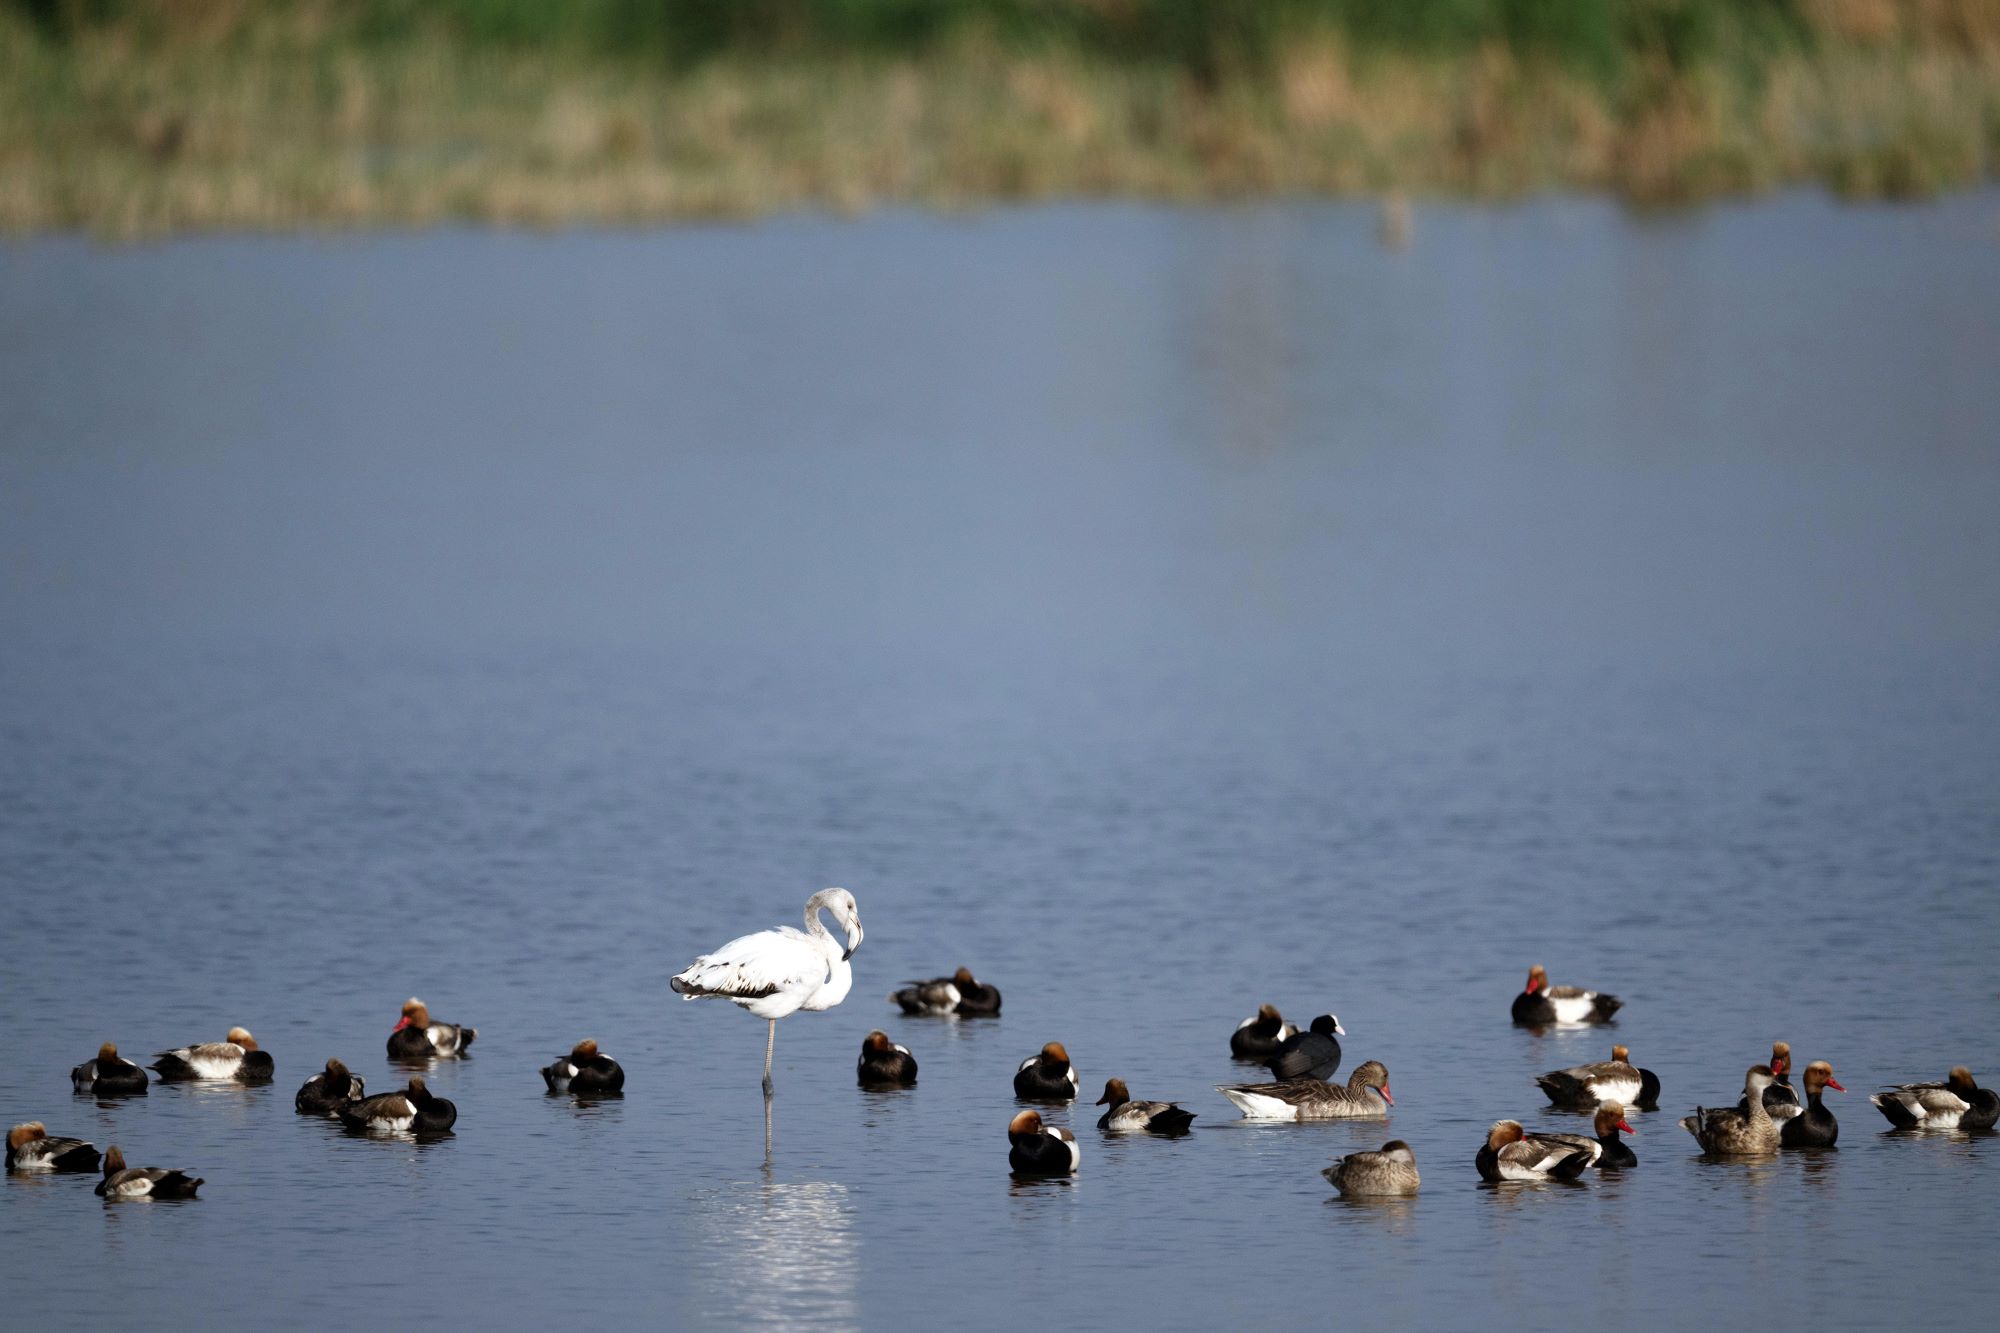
left=1095, top=1079, right=1195, bottom=1133
left=152, top=1028, right=273, bottom=1083
left=95, top=1146, right=202, bottom=1198
left=1511, top=965, right=1622, bottom=1026
left=1007, top=1110, right=1078, bottom=1175
left=1014, top=1042, right=1079, bottom=1101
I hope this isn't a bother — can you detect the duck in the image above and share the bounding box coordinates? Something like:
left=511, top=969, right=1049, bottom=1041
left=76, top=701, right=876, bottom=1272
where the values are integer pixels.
left=94, top=1146, right=202, bottom=1199
left=1229, top=1005, right=1299, bottom=1060
left=293, top=1059, right=366, bottom=1116
left=1014, top=1042, right=1079, bottom=1101
left=1680, top=1065, right=1781, bottom=1156
left=1217, top=1060, right=1393, bottom=1121
left=1741, top=1042, right=1801, bottom=1119
left=70, top=1042, right=148, bottom=1096
left=339, top=1076, right=457, bottom=1134
left=1510, top=965, right=1622, bottom=1025
left=1535, top=1045, right=1661, bottom=1110
left=891, top=968, right=1001, bottom=1016
left=387, top=998, right=476, bottom=1060
left=1094, top=1078, right=1196, bottom=1133
left=1542, top=1102, right=1638, bottom=1169
left=151, top=1028, right=274, bottom=1083
left=856, top=1031, right=917, bottom=1088
left=6, top=1122, right=101, bottom=1173
left=1779, top=1061, right=1844, bottom=1148
left=541, top=1040, right=626, bottom=1094
left=1322, top=1141, right=1420, bottom=1196
left=1476, top=1120, right=1598, bottom=1181
left=1265, top=1014, right=1345, bottom=1082
left=1007, top=1110, right=1079, bottom=1175
left=1870, top=1066, right=2000, bottom=1132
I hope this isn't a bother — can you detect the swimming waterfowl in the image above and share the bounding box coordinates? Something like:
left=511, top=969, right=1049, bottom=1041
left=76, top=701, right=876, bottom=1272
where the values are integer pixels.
left=1095, top=1079, right=1195, bottom=1133
left=541, top=1040, right=626, bottom=1094
left=387, top=999, right=478, bottom=1061
left=70, top=1043, right=148, bottom=1096
left=152, top=1028, right=273, bottom=1083
left=94, top=1146, right=202, bottom=1199
left=293, top=1059, right=366, bottom=1116
left=1014, top=1042, right=1079, bottom=1101
left=1007, top=1110, right=1078, bottom=1175
left=1229, top=1005, right=1299, bottom=1060
left=1217, top=1060, right=1392, bottom=1121
left=1779, top=1061, right=1844, bottom=1148
left=1476, top=1120, right=1598, bottom=1181
left=1743, top=1042, right=1801, bottom=1119
left=856, top=1031, right=917, bottom=1088
left=1323, top=1141, right=1420, bottom=1196
left=1542, top=1103, right=1638, bottom=1169
left=339, top=1076, right=457, bottom=1134
left=891, top=967, right=1001, bottom=1016
left=1265, top=1014, right=1345, bottom=1082
left=1870, top=1067, right=1999, bottom=1132
left=6, top=1123, right=100, bottom=1173
left=1681, top=1066, right=1781, bottom=1156
left=1511, top=965, right=1622, bottom=1025
left=1535, top=1045, right=1660, bottom=1110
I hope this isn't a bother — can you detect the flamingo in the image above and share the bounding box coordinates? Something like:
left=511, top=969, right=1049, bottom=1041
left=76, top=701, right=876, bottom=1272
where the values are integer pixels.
left=670, top=888, right=863, bottom=1099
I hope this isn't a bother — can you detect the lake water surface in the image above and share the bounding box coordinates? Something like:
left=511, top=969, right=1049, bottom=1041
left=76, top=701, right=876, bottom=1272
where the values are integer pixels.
left=3, top=192, right=1998, bottom=1329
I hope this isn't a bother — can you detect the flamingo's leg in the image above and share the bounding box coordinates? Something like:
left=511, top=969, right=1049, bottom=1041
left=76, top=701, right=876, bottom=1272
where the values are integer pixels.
left=763, top=1019, right=776, bottom=1099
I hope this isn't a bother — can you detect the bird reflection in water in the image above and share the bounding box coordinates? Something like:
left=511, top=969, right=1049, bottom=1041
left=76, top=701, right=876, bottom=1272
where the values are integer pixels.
left=691, top=1179, right=857, bottom=1327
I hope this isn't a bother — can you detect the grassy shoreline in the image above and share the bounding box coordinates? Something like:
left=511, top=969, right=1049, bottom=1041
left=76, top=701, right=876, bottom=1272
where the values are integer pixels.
left=4, top=4, right=1997, bottom=237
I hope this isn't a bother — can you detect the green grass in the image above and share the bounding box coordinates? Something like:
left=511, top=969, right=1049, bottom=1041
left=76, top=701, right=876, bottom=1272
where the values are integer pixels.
left=3, top=1, right=1996, bottom=235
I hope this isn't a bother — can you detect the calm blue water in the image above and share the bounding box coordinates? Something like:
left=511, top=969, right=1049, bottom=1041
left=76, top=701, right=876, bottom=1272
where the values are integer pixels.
left=2, top=191, right=1998, bottom=1330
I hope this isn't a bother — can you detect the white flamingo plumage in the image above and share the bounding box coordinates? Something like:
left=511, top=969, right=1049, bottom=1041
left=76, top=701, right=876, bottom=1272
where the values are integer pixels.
left=671, top=888, right=863, bottom=1098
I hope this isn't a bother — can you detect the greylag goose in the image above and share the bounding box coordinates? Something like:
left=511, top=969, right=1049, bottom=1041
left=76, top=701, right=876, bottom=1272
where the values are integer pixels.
left=95, top=1146, right=201, bottom=1198
left=1681, top=1066, right=1781, bottom=1156
left=1323, top=1141, right=1420, bottom=1195
left=1007, top=1110, right=1078, bottom=1175
left=1217, top=1060, right=1392, bottom=1121
left=856, top=1031, right=917, bottom=1088
left=152, top=1028, right=273, bottom=1083
left=1095, top=1079, right=1195, bottom=1133
left=1511, top=965, right=1622, bottom=1025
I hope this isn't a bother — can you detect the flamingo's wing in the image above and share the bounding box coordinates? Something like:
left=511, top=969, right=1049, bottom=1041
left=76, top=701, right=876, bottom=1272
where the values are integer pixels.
left=672, top=926, right=827, bottom=999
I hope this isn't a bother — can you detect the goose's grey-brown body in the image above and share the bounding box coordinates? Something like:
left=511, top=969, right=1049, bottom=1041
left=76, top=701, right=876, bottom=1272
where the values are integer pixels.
left=1323, top=1140, right=1420, bottom=1195
left=1218, top=1060, right=1392, bottom=1121
left=1682, top=1066, right=1781, bottom=1156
